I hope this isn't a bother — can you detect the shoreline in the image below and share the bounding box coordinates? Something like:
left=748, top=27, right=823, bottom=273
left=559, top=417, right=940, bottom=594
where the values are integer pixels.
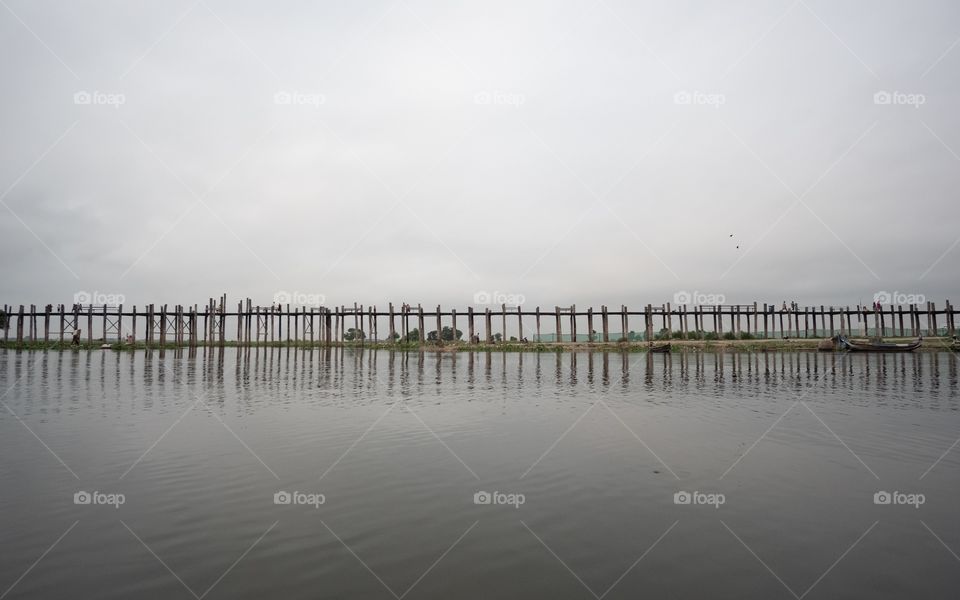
left=1, top=337, right=955, bottom=353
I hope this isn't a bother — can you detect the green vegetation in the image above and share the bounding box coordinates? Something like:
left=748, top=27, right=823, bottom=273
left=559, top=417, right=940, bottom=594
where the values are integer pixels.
left=427, top=326, right=462, bottom=342
left=343, top=328, right=365, bottom=341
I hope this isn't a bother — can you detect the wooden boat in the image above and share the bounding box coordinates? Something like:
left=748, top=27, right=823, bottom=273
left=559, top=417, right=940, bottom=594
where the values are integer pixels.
left=837, top=335, right=921, bottom=352
left=649, top=344, right=671, bottom=353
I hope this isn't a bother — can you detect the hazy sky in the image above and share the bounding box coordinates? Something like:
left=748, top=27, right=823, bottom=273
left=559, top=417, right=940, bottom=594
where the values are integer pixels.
left=1, top=0, right=958, bottom=311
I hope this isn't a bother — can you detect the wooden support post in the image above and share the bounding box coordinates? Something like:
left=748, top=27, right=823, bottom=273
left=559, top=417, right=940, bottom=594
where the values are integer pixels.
left=646, top=304, right=654, bottom=341
left=555, top=307, right=562, bottom=343
left=219, top=295, right=226, bottom=346
left=87, top=305, right=93, bottom=344
left=623, top=305, right=629, bottom=340
left=159, top=305, right=167, bottom=346
left=945, top=300, right=952, bottom=337
left=43, top=305, right=50, bottom=342
left=601, top=306, right=609, bottom=342
left=468, top=307, right=475, bottom=343
left=586, top=307, right=593, bottom=342
left=517, top=306, right=523, bottom=341
left=535, top=307, right=541, bottom=342
left=485, top=308, right=493, bottom=343
left=930, top=301, right=938, bottom=336
left=417, top=305, right=425, bottom=342
left=16, top=305, right=23, bottom=344
left=570, top=304, right=577, bottom=342
left=389, top=303, right=396, bottom=342
left=437, top=305, right=442, bottom=342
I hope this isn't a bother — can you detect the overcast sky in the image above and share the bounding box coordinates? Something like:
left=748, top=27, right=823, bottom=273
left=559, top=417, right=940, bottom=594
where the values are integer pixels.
left=1, top=0, right=958, bottom=311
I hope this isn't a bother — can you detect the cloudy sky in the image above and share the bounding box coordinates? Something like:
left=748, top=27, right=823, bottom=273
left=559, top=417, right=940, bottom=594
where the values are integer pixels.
left=1, top=0, right=958, bottom=311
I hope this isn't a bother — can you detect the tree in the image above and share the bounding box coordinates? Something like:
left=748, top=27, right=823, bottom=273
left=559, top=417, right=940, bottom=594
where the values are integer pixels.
left=493, top=333, right=503, bottom=342
left=405, top=328, right=420, bottom=342
left=343, top=328, right=365, bottom=341
left=0, top=309, right=6, bottom=330
left=427, top=326, right=463, bottom=342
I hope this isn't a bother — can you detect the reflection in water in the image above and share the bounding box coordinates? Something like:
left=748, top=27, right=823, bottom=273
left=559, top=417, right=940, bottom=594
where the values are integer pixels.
left=8, top=348, right=957, bottom=415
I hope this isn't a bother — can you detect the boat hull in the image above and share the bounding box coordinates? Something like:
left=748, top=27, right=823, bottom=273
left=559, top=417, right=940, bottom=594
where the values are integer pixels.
left=838, top=335, right=921, bottom=352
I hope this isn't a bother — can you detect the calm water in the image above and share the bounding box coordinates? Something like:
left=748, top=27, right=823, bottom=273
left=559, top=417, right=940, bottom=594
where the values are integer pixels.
left=1, top=348, right=959, bottom=599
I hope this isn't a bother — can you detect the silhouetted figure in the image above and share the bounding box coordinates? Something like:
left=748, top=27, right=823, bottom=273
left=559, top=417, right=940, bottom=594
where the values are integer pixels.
left=72, top=329, right=81, bottom=346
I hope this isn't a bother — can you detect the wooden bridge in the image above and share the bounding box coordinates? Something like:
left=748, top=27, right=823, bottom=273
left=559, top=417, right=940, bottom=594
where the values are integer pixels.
left=1, top=295, right=957, bottom=347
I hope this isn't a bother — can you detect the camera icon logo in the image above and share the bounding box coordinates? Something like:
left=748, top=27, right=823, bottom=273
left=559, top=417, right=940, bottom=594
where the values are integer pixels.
left=474, top=491, right=492, bottom=505
left=873, top=91, right=892, bottom=105
left=274, top=91, right=292, bottom=105
left=473, top=291, right=491, bottom=305
left=873, top=491, right=892, bottom=505
left=74, top=491, right=92, bottom=504
left=73, top=91, right=92, bottom=105
left=673, top=491, right=691, bottom=505
left=673, top=90, right=692, bottom=105
left=274, top=491, right=292, bottom=505
left=273, top=290, right=292, bottom=305
left=872, top=291, right=891, bottom=304
left=673, top=291, right=692, bottom=305
left=74, top=291, right=92, bottom=304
